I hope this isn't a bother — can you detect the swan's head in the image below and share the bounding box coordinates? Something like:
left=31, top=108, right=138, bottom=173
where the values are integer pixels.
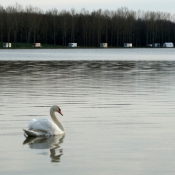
left=50, top=105, right=63, bottom=116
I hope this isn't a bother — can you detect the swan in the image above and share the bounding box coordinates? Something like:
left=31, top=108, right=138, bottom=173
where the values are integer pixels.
left=23, top=105, right=65, bottom=137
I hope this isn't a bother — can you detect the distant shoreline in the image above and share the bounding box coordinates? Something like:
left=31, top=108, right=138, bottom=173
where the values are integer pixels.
left=0, top=43, right=174, bottom=49
left=1, top=47, right=174, bottom=49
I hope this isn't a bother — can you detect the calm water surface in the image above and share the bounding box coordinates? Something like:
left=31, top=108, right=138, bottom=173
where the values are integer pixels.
left=0, top=49, right=175, bottom=175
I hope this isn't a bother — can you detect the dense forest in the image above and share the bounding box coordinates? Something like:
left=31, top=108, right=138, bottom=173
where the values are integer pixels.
left=0, top=3, right=175, bottom=47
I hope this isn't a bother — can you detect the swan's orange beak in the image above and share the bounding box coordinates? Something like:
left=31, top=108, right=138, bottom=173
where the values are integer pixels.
left=58, top=110, right=63, bottom=116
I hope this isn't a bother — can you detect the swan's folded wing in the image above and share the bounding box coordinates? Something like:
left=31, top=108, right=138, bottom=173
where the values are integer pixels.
left=29, top=118, right=58, bottom=134
left=28, top=119, right=37, bottom=129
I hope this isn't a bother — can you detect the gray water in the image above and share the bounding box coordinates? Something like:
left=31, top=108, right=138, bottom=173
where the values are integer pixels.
left=0, top=49, right=175, bottom=175
left=0, top=48, right=175, bottom=61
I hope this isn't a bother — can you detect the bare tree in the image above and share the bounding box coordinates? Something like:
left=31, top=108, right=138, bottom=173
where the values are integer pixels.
left=70, top=8, right=77, bottom=43
left=4, top=6, right=16, bottom=47
left=60, top=10, right=70, bottom=46
left=80, top=8, right=90, bottom=46
left=11, top=3, right=23, bottom=47
left=0, top=5, right=4, bottom=44
left=31, top=7, right=43, bottom=44
left=25, top=5, right=35, bottom=47
left=48, top=8, right=59, bottom=45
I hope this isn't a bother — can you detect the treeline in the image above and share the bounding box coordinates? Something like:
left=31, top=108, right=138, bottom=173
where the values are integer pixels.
left=0, top=3, right=175, bottom=47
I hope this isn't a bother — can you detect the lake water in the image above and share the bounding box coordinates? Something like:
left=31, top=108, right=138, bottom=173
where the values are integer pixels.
left=0, top=48, right=175, bottom=175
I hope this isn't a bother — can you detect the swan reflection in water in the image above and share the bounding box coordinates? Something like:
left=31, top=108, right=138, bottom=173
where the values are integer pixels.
left=23, top=135, right=65, bottom=162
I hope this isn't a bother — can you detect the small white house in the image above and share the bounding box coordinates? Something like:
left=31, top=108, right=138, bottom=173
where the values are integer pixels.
left=147, top=44, right=152, bottom=47
left=163, top=42, right=174, bottom=48
left=100, top=43, right=108, bottom=48
left=68, top=43, right=77, bottom=47
left=124, top=43, right=132, bottom=48
left=3, top=43, right=11, bottom=48
left=33, top=43, right=41, bottom=47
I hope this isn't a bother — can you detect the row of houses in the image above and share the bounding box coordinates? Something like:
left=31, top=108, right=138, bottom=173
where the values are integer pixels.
left=2, top=43, right=42, bottom=48
left=68, top=43, right=131, bottom=47
left=68, top=43, right=133, bottom=48
left=1, top=42, right=108, bottom=48
left=2, top=42, right=174, bottom=48
left=68, top=42, right=174, bottom=48
left=148, top=42, right=174, bottom=48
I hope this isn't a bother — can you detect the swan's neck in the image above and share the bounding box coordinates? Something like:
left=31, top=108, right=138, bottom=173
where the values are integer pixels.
left=50, top=110, right=65, bottom=132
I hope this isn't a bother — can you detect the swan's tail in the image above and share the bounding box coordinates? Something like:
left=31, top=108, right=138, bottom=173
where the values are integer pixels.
left=23, top=129, right=39, bottom=137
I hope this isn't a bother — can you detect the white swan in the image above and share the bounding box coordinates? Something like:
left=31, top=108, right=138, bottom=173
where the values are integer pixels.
left=23, top=105, right=65, bottom=137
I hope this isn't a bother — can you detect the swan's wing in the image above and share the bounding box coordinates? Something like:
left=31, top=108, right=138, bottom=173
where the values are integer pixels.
left=28, top=118, right=59, bottom=134
left=28, top=119, right=37, bottom=129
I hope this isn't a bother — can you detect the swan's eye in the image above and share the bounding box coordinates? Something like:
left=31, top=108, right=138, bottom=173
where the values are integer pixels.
left=58, top=108, right=63, bottom=116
